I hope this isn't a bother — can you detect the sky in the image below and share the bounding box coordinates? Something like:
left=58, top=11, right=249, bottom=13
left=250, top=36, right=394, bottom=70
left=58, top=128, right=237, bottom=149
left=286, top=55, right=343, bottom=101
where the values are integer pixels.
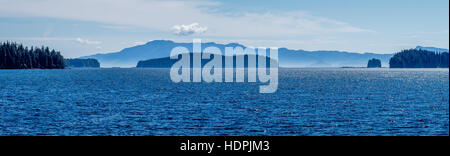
left=0, top=0, right=448, bottom=58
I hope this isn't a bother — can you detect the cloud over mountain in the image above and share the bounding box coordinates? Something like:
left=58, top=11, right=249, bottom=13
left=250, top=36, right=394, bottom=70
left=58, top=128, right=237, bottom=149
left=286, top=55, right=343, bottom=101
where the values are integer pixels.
left=171, top=23, right=207, bottom=36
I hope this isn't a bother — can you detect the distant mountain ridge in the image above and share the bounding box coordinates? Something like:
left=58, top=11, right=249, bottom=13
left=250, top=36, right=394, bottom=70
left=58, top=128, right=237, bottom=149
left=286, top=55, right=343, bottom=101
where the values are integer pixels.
left=79, top=40, right=443, bottom=68
left=415, top=46, right=449, bottom=53
left=274, top=47, right=392, bottom=68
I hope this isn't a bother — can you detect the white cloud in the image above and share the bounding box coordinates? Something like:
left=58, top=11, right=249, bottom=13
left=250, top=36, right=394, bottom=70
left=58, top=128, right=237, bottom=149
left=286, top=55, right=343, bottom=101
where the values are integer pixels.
left=0, top=37, right=109, bottom=58
left=172, top=23, right=207, bottom=36
left=133, top=41, right=146, bottom=46
left=0, top=0, right=373, bottom=38
left=0, top=37, right=71, bottom=41
left=100, top=25, right=131, bottom=30
left=75, top=38, right=102, bottom=45
left=0, top=37, right=102, bottom=45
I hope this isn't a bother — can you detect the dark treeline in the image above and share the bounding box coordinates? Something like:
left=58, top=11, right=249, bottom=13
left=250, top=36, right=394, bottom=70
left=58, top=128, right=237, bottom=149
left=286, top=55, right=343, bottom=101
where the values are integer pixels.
left=66, top=59, right=100, bottom=68
left=390, top=49, right=449, bottom=68
left=137, top=53, right=275, bottom=68
left=0, top=42, right=65, bottom=69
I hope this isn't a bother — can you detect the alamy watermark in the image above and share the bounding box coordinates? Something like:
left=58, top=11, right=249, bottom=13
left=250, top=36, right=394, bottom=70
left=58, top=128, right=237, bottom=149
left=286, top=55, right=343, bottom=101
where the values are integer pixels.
left=170, top=39, right=278, bottom=93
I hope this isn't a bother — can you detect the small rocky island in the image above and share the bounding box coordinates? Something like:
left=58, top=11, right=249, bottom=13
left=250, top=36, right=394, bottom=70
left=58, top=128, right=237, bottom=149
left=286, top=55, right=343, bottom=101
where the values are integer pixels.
left=1, top=42, right=65, bottom=69
left=65, top=59, right=100, bottom=68
left=367, top=58, right=382, bottom=68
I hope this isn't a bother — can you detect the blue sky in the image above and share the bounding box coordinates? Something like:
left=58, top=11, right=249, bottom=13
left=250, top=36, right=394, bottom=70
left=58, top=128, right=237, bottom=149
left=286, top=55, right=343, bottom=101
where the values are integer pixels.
left=0, top=0, right=448, bottom=58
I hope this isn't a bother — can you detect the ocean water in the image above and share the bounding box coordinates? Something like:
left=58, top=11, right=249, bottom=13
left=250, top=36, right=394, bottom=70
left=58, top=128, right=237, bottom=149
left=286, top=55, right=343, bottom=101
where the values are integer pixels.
left=0, top=68, right=448, bottom=136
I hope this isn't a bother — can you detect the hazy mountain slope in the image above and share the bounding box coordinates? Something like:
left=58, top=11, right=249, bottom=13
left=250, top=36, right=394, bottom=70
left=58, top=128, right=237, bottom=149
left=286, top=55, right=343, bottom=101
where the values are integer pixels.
left=415, top=46, right=449, bottom=53
left=278, top=48, right=393, bottom=67
left=80, top=40, right=246, bottom=67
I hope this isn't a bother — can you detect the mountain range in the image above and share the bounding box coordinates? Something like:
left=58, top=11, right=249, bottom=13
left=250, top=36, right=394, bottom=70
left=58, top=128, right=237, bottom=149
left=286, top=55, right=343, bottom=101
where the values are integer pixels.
left=415, top=46, right=449, bottom=53
left=80, top=40, right=446, bottom=68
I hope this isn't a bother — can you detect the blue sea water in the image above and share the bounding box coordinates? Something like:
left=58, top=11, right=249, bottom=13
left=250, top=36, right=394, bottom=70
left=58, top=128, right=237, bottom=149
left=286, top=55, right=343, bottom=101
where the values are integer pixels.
left=0, top=68, right=448, bottom=136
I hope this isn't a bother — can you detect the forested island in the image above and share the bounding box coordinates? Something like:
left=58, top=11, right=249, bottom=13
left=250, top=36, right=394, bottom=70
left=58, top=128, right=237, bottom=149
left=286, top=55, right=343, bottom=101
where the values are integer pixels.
left=389, top=49, right=449, bottom=68
left=1, top=42, right=65, bottom=69
left=66, top=59, right=100, bottom=68
left=367, top=58, right=382, bottom=68
left=137, top=54, right=274, bottom=68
